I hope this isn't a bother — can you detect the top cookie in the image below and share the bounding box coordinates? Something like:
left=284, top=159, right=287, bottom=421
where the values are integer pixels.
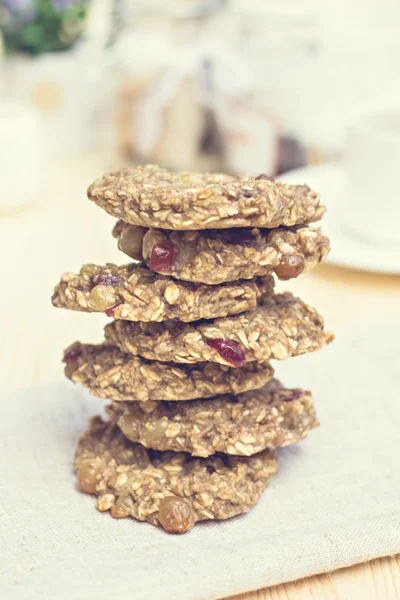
left=87, top=165, right=325, bottom=231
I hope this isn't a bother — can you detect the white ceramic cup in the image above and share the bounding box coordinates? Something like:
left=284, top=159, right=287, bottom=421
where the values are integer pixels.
left=344, top=112, right=400, bottom=247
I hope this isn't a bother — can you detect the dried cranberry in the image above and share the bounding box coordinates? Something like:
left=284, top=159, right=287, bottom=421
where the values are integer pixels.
left=282, top=390, right=303, bottom=402
left=274, top=255, right=305, bottom=280
left=206, top=464, right=216, bottom=475
left=94, top=273, right=124, bottom=286
left=206, top=338, right=245, bottom=367
left=63, top=345, right=82, bottom=364
left=150, top=243, right=177, bottom=273
left=255, top=173, right=275, bottom=182
left=105, top=305, right=119, bottom=317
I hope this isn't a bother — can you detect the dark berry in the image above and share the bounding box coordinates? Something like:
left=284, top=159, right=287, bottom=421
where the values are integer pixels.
left=206, top=338, right=245, bottom=367
left=105, top=305, right=119, bottom=317
left=150, top=243, right=177, bottom=273
left=274, top=255, right=305, bottom=280
left=77, top=463, right=100, bottom=494
left=282, top=390, right=303, bottom=402
left=118, top=225, right=146, bottom=260
left=63, top=345, right=82, bottom=364
left=157, top=496, right=195, bottom=534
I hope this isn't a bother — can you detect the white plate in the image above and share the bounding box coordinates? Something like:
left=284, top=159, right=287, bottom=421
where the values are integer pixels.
left=281, top=163, right=400, bottom=275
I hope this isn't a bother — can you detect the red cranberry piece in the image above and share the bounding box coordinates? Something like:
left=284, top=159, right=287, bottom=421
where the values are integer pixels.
left=206, top=338, right=245, bottom=367
left=274, top=255, right=305, bottom=280
left=94, top=273, right=124, bottom=286
left=255, top=173, right=275, bottom=182
left=63, top=345, right=82, bottom=364
left=150, top=243, right=177, bottom=273
left=105, top=304, right=119, bottom=317
left=282, top=390, right=303, bottom=402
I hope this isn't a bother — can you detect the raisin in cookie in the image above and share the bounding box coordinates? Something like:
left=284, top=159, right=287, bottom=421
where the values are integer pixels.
left=104, top=293, right=334, bottom=366
left=52, top=263, right=274, bottom=323
left=75, top=415, right=279, bottom=533
left=113, top=222, right=330, bottom=285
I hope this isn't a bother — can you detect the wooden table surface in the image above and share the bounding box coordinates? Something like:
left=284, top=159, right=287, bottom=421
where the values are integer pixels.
left=1, top=154, right=399, bottom=599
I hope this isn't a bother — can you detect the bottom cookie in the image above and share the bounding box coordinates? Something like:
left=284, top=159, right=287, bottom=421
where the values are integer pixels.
left=75, top=416, right=279, bottom=533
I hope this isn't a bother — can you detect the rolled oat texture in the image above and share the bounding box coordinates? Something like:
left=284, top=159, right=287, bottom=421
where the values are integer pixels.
left=64, top=342, right=274, bottom=402
left=52, top=263, right=274, bottom=323
left=75, top=415, right=279, bottom=532
left=104, top=292, right=333, bottom=366
left=113, top=221, right=330, bottom=285
left=112, top=379, right=318, bottom=457
left=51, top=163, right=333, bottom=534
left=88, top=164, right=325, bottom=230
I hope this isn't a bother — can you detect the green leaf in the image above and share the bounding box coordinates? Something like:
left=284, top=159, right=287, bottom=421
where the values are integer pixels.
left=21, top=23, right=45, bottom=47
left=2, top=0, right=90, bottom=54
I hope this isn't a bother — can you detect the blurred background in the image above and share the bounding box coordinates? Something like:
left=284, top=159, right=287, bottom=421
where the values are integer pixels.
left=2, top=0, right=400, bottom=175
left=1, top=0, right=400, bottom=386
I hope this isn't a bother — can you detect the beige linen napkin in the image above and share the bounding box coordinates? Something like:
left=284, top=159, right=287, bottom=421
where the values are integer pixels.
left=1, top=323, right=399, bottom=600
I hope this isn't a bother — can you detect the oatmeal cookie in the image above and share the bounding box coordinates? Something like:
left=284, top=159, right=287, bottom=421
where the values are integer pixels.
left=104, top=293, right=334, bottom=366
left=64, top=342, right=274, bottom=402
left=87, top=165, right=325, bottom=230
left=113, top=221, right=330, bottom=285
left=112, top=379, right=318, bottom=458
left=52, top=263, right=274, bottom=323
left=75, top=415, right=279, bottom=533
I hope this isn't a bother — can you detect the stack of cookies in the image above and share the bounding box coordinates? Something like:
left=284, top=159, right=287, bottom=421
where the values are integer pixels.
left=52, top=165, right=333, bottom=534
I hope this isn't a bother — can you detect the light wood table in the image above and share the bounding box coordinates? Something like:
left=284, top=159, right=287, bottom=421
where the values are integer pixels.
left=1, top=154, right=399, bottom=599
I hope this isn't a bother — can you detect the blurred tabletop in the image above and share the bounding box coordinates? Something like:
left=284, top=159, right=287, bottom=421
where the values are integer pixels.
left=1, top=153, right=399, bottom=600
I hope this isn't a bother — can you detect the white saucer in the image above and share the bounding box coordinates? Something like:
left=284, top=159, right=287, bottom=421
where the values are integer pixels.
left=281, top=163, right=400, bottom=275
